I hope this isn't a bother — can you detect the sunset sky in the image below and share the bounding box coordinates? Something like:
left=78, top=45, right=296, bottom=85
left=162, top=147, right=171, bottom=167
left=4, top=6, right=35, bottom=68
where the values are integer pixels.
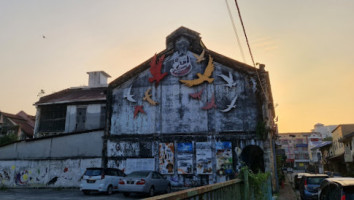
left=1, top=0, right=353, bottom=133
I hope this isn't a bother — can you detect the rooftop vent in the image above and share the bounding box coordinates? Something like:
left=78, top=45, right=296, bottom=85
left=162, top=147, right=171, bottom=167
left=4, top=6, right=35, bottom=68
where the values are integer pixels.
left=87, top=71, right=111, bottom=87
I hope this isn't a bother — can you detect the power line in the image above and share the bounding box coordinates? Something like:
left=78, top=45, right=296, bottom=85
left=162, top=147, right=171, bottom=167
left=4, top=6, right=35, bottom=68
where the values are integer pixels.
left=234, top=0, right=256, bottom=67
left=225, top=0, right=246, bottom=63
left=233, top=0, right=268, bottom=102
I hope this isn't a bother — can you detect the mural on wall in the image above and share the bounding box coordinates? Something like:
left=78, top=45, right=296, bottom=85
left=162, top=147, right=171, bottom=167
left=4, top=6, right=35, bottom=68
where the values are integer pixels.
left=123, top=84, right=136, bottom=103
left=169, top=37, right=194, bottom=77
left=179, top=55, right=214, bottom=87
left=143, top=88, right=158, bottom=106
left=149, top=54, right=167, bottom=86
left=134, top=105, right=145, bottom=119
left=176, top=143, right=193, bottom=174
left=0, top=169, right=10, bottom=183
left=193, top=49, right=205, bottom=63
left=159, top=143, right=175, bottom=174
left=220, top=94, right=238, bottom=113
left=15, top=170, right=30, bottom=185
left=108, top=141, right=140, bottom=157
left=196, top=142, right=213, bottom=174
left=201, top=93, right=216, bottom=110
left=0, top=159, right=102, bottom=188
left=219, top=71, right=237, bottom=88
left=216, top=141, right=233, bottom=176
left=189, top=87, right=204, bottom=100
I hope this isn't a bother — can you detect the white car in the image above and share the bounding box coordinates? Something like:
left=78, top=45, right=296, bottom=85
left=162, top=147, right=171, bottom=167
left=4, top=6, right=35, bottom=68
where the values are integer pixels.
left=80, top=168, right=126, bottom=195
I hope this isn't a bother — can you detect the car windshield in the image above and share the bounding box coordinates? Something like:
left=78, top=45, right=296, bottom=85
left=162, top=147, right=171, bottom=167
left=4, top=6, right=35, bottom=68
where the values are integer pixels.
left=84, top=169, right=102, bottom=176
left=344, top=186, right=354, bottom=200
left=307, top=177, right=326, bottom=185
left=127, top=171, right=150, bottom=178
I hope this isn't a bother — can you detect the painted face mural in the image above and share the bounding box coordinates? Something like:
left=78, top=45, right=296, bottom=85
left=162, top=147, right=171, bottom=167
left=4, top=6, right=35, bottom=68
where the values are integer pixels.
left=169, top=37, right=193, bottom=77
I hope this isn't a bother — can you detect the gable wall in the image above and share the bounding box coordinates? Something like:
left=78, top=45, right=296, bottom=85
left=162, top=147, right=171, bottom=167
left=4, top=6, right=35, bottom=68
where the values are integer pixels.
left=110, top=55, right=261, bottom=135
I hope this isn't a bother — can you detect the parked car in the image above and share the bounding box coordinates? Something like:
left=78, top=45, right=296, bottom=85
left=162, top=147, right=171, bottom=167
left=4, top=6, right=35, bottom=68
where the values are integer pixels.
left=118, top=170, right=171, bottom=197
left=80, top=167, right=126, bottom=195
left=299, top=174, right=329, bottom=200
left=294, top=173, right=310, bottom=189
left=324, top=171, right=342, bottom=178
left=318, top=177, right=354, bottom=200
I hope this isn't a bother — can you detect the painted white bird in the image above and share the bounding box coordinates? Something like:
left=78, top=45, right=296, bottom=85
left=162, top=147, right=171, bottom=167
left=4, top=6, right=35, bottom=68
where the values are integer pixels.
left=220, top=95, right=238, bottom=113
left=123, top=84, right=136, bottom=103
left=218, top=72, right=236, bottom=88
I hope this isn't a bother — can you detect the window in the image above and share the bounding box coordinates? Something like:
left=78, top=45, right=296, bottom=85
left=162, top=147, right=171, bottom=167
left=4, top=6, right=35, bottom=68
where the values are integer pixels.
left=39, top=105, right=66, bottom=132
left=75, top=106, right=87, bottom=131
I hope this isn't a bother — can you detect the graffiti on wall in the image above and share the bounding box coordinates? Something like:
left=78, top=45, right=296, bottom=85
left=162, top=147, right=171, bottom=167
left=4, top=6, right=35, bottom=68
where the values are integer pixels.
left=0, top=169, right=11, bottom=183
left=108, top=141, right=140, bottom=157
left=0, top=159, right=102, bottom=187
left=196, top=142, right=213, bottom=174
left=176, top=143, right=193, bottom=174
left=159, top=143, right=174, bottom=174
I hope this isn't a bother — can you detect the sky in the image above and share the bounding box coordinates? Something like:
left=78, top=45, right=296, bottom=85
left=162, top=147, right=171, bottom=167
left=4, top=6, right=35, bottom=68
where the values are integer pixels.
left=1, top=0, right=353, bottom=133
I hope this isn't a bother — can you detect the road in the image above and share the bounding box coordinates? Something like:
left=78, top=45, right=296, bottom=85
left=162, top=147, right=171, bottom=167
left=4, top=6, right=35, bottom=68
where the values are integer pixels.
left=0, top=189, right=148, bottom=200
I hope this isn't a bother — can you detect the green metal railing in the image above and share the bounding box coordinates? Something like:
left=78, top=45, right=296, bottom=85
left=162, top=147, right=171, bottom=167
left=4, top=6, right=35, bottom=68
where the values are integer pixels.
left=144, top=178, right=244, bottom=200
left=144, top=170, right=272, bottom=200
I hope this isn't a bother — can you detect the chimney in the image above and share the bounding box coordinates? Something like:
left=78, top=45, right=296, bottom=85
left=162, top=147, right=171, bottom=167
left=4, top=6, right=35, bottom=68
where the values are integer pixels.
left=87, top=71, right=111, bottom=87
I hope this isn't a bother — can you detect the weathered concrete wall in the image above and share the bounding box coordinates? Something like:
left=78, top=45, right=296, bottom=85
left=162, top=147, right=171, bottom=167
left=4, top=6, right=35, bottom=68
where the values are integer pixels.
left=0, top=130, right=104, bottom=160
left=111, top=60, right=260, bottom=135
left=0, top=131, right=104, bottom=188
left=65, top=104, right=104, bottom=133
left=107, top=137, right=263, bottom=186
left=0, top=158, right=101, bottom=187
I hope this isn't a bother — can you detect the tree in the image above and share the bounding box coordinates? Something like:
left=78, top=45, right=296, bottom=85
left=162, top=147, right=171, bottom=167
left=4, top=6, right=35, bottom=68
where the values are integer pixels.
left=0, top=133, right=17, bottom=146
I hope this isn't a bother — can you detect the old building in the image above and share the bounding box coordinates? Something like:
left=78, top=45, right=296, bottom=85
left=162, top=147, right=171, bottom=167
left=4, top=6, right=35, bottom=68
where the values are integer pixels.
left=0, top=71, right=109, bottom=188
left=278, top=132, right=321, bottom=170
left=0, top=110, right=35, bottom=140
left=329, top=124, right=354, bottom=175
left=34, top=71, right=110, bottom=137
left=104, top=27, right=277, bottom=188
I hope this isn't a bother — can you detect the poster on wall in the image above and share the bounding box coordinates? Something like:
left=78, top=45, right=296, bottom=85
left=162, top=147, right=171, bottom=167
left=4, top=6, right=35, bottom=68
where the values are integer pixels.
left=125, top=158, right=155, bottom=174
left=177, top=143, right=193, bottom=174
left=196, top=142, right=213, bottom=174
left=159, top=143, right=175, bottom=174
left=215, top=141, right=233, bottom=176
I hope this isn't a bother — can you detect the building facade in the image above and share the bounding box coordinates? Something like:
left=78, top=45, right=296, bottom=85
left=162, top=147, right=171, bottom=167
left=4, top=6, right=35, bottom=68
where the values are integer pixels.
left=33, top=71, right=110, bottom=138
left=104, top=27, right=277, bottom=188
left=278, top=132, right=321, bottom=170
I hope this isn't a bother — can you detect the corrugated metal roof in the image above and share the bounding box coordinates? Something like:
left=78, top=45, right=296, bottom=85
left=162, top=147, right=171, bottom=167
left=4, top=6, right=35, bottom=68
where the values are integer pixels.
left=311, top=141, right=332, bottom=150
left=34, top=87, right=107, bottom=105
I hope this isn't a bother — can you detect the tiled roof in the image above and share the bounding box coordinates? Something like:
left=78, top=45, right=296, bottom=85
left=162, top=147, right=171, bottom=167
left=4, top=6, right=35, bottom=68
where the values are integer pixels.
left=1, top=111, right=35, bottom=138
left=34, top=87, right=107, bottom=105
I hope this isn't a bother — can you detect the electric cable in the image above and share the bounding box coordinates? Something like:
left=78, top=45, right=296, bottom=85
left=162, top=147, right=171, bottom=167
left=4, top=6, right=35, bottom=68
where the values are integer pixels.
left=225, top=0, right=246, bottom=63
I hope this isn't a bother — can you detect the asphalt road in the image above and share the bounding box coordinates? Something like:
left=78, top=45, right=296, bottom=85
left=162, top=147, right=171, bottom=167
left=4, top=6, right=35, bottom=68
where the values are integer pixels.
left=0, top=189, right=148, bottom=200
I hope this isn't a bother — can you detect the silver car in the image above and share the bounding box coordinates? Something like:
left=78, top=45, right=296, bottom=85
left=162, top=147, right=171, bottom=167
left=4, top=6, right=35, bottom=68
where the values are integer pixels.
left=118, top=170, right=171, bottom=197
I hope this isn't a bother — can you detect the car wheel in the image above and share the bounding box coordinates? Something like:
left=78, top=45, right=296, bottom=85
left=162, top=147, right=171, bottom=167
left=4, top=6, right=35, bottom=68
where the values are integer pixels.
left=149, top=186, right=155, bottom=197
left=106, top=185, right=113, bottom=195
left=123, top=192, right=130, bottom=197
left=82, top=190, right=90, bottom=195
left=165, top=185, right=171, bottom=193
